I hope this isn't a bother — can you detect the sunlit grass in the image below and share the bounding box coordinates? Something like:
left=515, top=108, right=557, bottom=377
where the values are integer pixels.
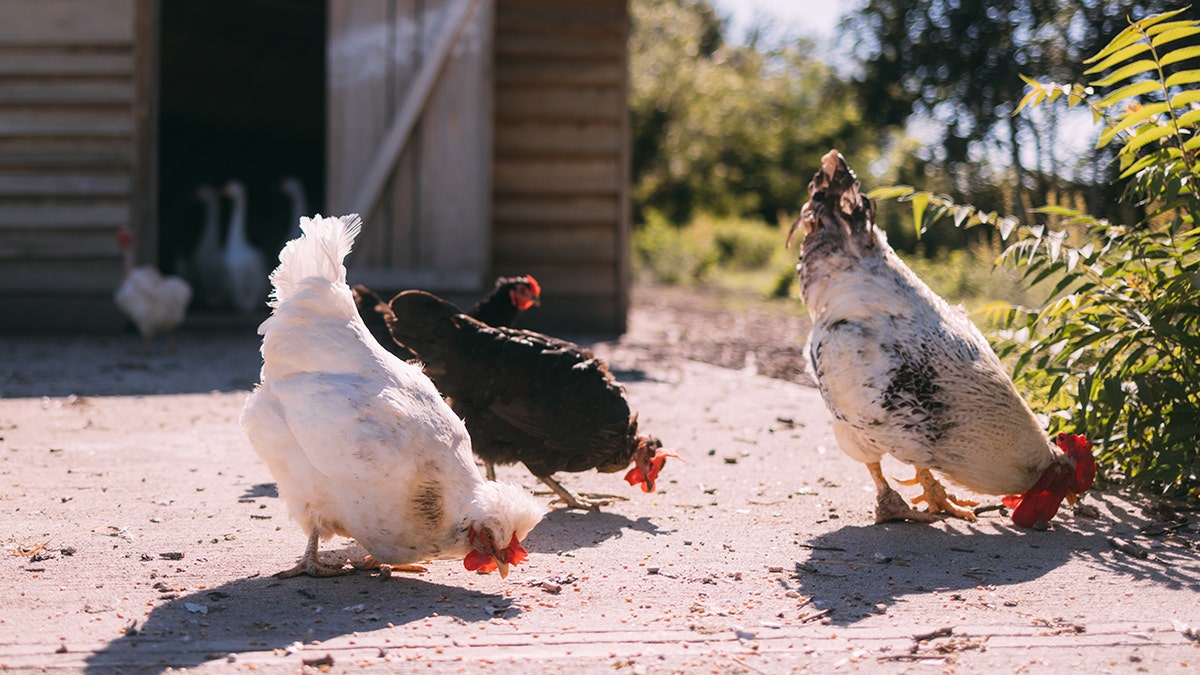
left=633, top=214, right=1056, bottom=318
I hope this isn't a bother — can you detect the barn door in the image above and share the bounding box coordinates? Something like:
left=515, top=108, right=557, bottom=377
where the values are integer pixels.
left=327, top=0, right=492, bottom=293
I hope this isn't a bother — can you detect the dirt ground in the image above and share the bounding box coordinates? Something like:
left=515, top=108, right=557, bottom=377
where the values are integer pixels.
left=1, top=284, right=1198, bottom=673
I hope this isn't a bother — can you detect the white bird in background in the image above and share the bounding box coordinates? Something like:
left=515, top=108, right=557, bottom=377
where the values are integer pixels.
left=114, top=225, right=192, bottom=353
left=190, top=184, right=227, bottom=309
left=241, top=214, right=545, bottom=579
left=221, top=180, right=268, bottom=314
left=278, top=176, right=309, bottom=245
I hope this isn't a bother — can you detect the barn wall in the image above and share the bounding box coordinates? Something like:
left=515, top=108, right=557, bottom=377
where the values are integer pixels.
left=0, top=0, right=146, bottom=330
left=327, top=0, right=493, bottom=293
left=492, top=0, right=630, bottom=333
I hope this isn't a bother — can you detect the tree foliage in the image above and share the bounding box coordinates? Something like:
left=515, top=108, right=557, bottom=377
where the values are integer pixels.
left=630, top=0, right=871, bottom=226
left=846, top=0, right=1179, bottom=223
left=876, top=9, right=1200, bottom=494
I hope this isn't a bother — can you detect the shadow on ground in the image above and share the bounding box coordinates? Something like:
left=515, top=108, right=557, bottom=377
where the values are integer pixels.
left=791, top=491, right=1200, bottom=626
left=83, top=570, right=516, bottom=673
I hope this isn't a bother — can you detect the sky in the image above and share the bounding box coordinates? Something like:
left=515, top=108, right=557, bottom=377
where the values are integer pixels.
left=711, top=0, right=846, bottom=42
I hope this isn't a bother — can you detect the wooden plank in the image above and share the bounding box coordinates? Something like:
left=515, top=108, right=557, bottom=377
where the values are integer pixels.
left=493, top=195, right=618, bottom=226
left=0, top=112, right=134, bottom=137
left=494, top=225, right=616, bottom=264
left=495, top=121, right=621, bottom=157
left=613, top=3, right=632, bottom=334
left=0, top=0, right=135, bottom=45
left=496, top=58, right=622, bottom=87
left=0, top=227, right=120, bottom=260
left=131, top=0, right=158, bottom=267
left=0, top=48, right=133, bottom=76
left=494, top=157, right=621, bottom=195
left=327, top=0, right=393, bottom=267
left=0, top=203, right=131, bottom=228
left=496, top=31, right=622, bottom=59
left=495, top=3, right=625, bottom=34
left=0, top=80, right=134, bottom=106
left=347, top=267, right=482, bottom=293
left=378, top=0, right=422, bottom=270
left=348, top=0, right=482, bottom=217
left=0, top=172, right=131, bottom=197
left=489, top=262, right=616, bottom=295
left=327, top=0, right=392, bottom=215
left=0, top=257, right=122, bottom=292
left=0, top=138, right=133, bottom=167
left=414, top=0, right=492, bottom=273
left=495, top=87, right=625, bottom=122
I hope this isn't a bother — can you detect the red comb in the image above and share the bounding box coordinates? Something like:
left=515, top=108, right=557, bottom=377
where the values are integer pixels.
left=524, top=275, right=541, bottom=296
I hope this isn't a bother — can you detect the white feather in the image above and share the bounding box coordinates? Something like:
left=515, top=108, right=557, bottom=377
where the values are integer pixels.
left=114, top=265, right=192, bottom=343
left=242, top=215, right=544, bottom=567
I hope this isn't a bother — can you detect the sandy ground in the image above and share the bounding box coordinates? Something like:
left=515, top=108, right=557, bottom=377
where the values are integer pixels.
left=1, top=288, right=1198, bottom=673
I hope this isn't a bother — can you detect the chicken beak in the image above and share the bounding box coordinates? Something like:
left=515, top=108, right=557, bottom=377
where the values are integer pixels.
left=495, top=556, right=510, bottom=579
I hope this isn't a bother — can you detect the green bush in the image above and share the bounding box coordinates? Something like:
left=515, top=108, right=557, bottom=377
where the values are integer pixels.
left=632, top=211, right=784, bottom=286
left=874, top=9, right=1200, bottom=495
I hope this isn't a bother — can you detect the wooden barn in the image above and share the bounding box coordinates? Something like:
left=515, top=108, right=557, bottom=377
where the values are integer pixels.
left=0, top=0, right=631, bottom=333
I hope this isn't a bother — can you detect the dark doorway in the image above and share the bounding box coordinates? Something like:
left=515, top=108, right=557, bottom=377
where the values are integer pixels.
left=157, top=0, right=325, bottom=300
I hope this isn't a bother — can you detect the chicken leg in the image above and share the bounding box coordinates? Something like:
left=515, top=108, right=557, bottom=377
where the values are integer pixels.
left=867, top=462, right=941, bottom=523
left=540, top=475, right=609, bottom=511
left=277, top=527, right=353, bottom=578
left=896, top=468, right=978, bottom=521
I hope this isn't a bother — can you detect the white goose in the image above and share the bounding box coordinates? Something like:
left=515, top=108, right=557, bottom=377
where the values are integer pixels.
left=190, top=184, right=227, bottom=308
left=221, top=180, right=269, bottom=314
left=278, top=176, right=309, bottom=245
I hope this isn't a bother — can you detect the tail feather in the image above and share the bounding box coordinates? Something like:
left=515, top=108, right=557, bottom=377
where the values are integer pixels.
left=269, top=214, right=362, bottom=305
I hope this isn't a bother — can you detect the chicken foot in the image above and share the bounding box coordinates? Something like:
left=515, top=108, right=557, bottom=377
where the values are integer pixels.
left=895, top=468, right=978, bottom=521
left=866, top=462, right=942, bottom=523
left=539, top=475, right=609, bottom=511
left=277, top=528, right=353, bottom=578
left=353, top=555, right=428, bottom=577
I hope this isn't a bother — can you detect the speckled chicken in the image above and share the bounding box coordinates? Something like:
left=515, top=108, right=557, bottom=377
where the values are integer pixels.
left=383, top=290, right=676, bottom=511
left=790, top=150, right=1094, bottom=527
left=241, top=215, right=544, bottom=578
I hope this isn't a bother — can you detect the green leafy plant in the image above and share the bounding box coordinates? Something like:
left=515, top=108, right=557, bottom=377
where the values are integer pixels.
left=871, top=9, right=1200, bottom=495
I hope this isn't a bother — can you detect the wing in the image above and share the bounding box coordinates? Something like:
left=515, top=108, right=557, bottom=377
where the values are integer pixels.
left=809, top=315, right=947, bottom=469
left=264, top=367, right=474, bottom=485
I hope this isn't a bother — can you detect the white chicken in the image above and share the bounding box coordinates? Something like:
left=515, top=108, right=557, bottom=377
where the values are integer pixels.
left=221, top=180, right=269, bottom=314
left=790, top=150, right=1094, bottom=527
left=114, top=226, right=192, bottom=353
left=241, top=214, right=545, bottom=578
left=190, top=184, right=227, bottom=309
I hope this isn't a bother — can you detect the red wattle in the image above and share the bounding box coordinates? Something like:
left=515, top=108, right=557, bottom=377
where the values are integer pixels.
left=464, top=549, right=496, bottom=573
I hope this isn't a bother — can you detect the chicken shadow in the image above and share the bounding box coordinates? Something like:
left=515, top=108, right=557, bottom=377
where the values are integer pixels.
left=239, top=482, right=278, bottom=499
left=788, top=493, right=1200, bottom=626
left=526, top=508, right=673, bottom=553
left=83, top=567, right=519, bottom=674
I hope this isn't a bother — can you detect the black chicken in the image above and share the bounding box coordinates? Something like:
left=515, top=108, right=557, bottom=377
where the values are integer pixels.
left=352, top=275, right=540, bottom=362
left=384, top=289, right=676, bottom=510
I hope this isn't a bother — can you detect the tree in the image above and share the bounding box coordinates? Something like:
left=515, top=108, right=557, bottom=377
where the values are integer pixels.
left=630, top=0, right=872, bottom=226
left=846, top=0, right=1182, bottom=224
